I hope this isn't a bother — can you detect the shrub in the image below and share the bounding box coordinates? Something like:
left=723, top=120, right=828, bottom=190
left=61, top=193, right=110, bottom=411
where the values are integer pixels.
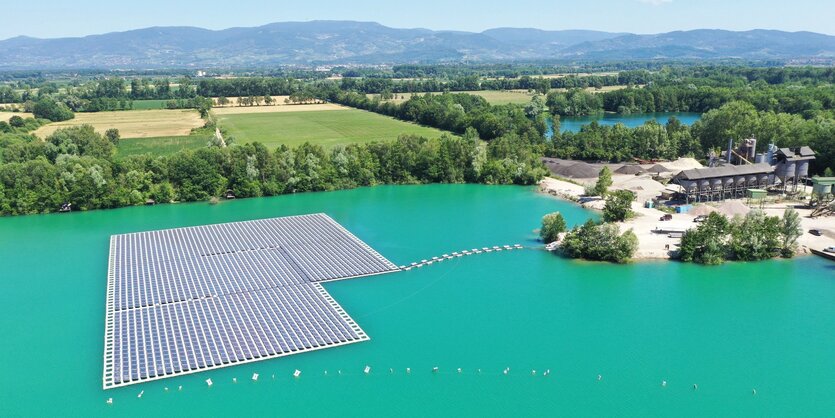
left=603, top=189, right=635, bottom=222
left=540, top=212, right=567, bottom=243
left=561, top=220, right=638, bottom=263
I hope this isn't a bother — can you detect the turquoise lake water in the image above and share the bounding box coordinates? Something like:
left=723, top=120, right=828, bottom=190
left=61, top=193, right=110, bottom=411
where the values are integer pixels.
left=549, top=112, right=702, bottom=136
left=0, top=184, right=833, bottom=417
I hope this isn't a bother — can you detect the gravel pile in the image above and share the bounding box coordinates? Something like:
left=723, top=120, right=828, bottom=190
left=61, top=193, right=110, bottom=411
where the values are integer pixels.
left=615, top=165, right=645, bottom=175
left=548, top=161, right=600, bottom=179
left=717, top=200, right=751, bottom=217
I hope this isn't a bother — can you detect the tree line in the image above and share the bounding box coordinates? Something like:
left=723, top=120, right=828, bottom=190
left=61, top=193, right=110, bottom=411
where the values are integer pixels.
left=0, top=122, right=547, bottom=216
left=547, top=101, right=835, bottom=174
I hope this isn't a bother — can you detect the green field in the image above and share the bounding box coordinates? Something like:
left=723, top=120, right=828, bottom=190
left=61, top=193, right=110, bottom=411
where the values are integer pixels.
left=216, top=109, right=448, bottom=148
left=131, top=99, right=168, bottom=110
left=116, top=135, right=209, bottom=157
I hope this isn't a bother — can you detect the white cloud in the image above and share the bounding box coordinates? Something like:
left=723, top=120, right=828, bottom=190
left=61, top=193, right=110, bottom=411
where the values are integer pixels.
left=638, top=0, right=673, bottom=5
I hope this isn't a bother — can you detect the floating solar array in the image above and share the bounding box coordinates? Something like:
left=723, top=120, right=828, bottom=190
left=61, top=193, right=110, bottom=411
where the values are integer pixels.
left=103, top=214, right=398, bottom=389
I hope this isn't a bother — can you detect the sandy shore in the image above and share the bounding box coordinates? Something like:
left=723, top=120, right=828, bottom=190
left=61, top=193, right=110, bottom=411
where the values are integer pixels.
left=539, top=176, right=835, bottom=260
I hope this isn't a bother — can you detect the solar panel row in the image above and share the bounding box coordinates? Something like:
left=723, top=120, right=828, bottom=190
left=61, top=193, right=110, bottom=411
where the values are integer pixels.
left=103, top=214, right=397, bottom=389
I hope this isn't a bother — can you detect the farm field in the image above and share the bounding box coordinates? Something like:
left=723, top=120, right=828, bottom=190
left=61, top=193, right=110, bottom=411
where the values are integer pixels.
left=371, top=90, right=538, bottom=105
left=34, top=109, right=204, bottom=138
left=116, top=135, right=209, bottom=157
left=212, top=103, right=346, bottom=115
left=0, top=111, right=34, bottom=122
left=131, top=99, right=169, bottom=110
left=216, top=108, right=448, bottom=148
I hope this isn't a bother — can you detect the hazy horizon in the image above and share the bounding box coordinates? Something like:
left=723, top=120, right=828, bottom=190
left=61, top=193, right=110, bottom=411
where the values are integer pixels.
left=2, top=0, right=833, bottom=40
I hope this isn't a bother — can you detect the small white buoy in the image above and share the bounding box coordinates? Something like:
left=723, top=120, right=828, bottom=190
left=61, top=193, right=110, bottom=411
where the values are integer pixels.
left=544, top=369, right=550, bottom=376
left=272, top=374, right=276, bottom=379
left=364, top=365, right=371, bottom=374
left=389, top=368, right=394, bottom=374
left=294, top=369, right=302, bottom=378
left=662, top=380, right=667, bottom=387
left=406, top=367, right=411, bottom=374
left=503, top=368, right=509, bottom=375
left=164, top=387, right=169, bottom=392
left=693, top=384, right=698, bottom=390
left=752, top=389, right=757, bottom=395
left=137, top=390, right=144, bottom=399
left=338, top=370, right=342, bottom=375
left=206, top=378, right=213, bottom=387
left=252, top=373, right=259, bottom=381
left=597, top=374, right=602, bottom=381
left=477, top=368, right=481, bottom=374
left=232, top=377, right=237, bottom=384
left=178, top=385, right=182, bottom=391
left=106, top=398, right=113, bottom=405
left=432, top=367, right=439, bottom=373
left=457, top=368, right=462, bottom=374
left=531, top=370, right=537, bottom=376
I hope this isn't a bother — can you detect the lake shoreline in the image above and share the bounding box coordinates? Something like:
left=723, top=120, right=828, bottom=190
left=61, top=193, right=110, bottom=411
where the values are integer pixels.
left=538, top=176, right=834, bottom=262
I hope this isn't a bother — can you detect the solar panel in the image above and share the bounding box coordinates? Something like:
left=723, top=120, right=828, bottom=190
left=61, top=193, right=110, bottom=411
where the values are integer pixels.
left=103, top=213, right=398, bottom=389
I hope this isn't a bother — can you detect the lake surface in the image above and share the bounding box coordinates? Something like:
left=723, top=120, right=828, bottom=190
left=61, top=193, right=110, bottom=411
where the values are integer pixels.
left=1, top=184, right=833, bottom=417
left=549, top=112, right=702, bottom=136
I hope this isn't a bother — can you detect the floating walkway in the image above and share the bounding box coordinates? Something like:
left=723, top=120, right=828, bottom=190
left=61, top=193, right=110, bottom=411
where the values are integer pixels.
left=398, top=244, right=525, bottom=271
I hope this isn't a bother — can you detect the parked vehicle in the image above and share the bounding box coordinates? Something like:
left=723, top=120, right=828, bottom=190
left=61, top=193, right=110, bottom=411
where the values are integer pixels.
left=694, top=215, right=708, bottom=223
left=659, top=214, right=673, bottom=221
left=824, top=246, right=835, bottom=253
left=809, top=229, right=822, bottom=236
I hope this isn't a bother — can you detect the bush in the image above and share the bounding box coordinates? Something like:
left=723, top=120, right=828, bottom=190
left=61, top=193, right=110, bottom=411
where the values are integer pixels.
left=679, top=212, right=730, bottom=265
left=540, top=212, right=567, bottom=243
left=560, top=220, right=638, bottom=263
left=32, top=97, right=74, bottom=122
left=603, top=189, right=635, bottom=222
left=8, top=115, right=25, bottom=128
left=594, top=166, right=612, bottom=195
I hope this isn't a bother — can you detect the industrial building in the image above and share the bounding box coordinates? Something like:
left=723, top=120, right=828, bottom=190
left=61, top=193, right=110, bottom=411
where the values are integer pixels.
left=673, top=163, right=776, bottom=203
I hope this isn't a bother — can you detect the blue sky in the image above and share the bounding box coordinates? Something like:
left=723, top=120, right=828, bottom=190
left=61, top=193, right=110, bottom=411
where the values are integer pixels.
left=2, top=0, right=833, bottom=39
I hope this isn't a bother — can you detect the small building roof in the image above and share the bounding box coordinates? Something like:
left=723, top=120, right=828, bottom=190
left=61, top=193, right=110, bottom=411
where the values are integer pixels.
left=775, top=146, right=816, bottom=162
left=811, top=177, right=835, bottom=186
left=674, top=163, right=774, bottom=181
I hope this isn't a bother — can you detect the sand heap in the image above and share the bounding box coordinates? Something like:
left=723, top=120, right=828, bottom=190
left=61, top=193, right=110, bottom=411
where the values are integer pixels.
left=689, top=205, right=719, bottom=216
left=615, top=165, right=645, bottom=175
left=659, top=158, right=703, bottom=173
left=716, top=200, right=751, bottom=217
left=647, top=164, right=671, bottom=173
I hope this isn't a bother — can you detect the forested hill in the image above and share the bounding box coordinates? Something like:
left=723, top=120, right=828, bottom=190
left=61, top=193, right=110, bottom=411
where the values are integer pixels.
left=1, top=21, right=834, bottom=69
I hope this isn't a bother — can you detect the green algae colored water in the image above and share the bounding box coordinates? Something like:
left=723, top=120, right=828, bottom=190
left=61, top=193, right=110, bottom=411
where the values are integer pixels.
left=0, top=184, right=833, bottom=417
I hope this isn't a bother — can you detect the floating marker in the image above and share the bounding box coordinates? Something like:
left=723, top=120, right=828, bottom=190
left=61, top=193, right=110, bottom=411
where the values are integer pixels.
left=597, top=375, right=602, bottom=381
left=693, top=384, right=698, bottom=390
left=272, top=374, right=275, bottom=379
left=137, top=390, right=144, bottom=399
left=662, top=380, right=667, bottom=387
left=406, top=368, right=411, bottom=374
left=531, top=370, right=537, bottom=376
left=544, top=369, right=550, bottom=376
left=457, top=368, right=462, bottom=374
left=389, top=368, right=394, bottom=374
left=503, top=368, right=509, bottom=375
left=364, top=365, right=371, bottom=374
left=106, top=398, right=113, bottom=405
left=178, top=385, right=182, bottom=391
left=294, top=370, right=302, bottom=378
left=206, top=378, right=213, bottom=387
left=432, top=367, right=439, bottom=373
left=232, top=377, right=237, bottom=383
left=752, top=389, right=757, bottom=395
left=164, top=387, right=169, bottom=392
left=477, top=368, right=481, bottom=374
left=252, top=373, right=259, bottom=381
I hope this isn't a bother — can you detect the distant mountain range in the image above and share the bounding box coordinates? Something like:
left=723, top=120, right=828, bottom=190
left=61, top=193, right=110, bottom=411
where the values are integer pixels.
left=1, top=21, right=833, bottom=69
